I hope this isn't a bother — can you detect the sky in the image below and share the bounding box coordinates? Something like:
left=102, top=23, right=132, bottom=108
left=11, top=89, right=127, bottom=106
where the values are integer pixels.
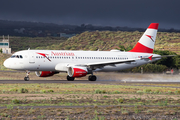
left=0, top=0, right=180, bottom=29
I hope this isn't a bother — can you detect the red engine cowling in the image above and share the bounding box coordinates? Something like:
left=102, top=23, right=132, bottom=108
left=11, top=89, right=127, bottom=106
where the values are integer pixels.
left=68, top=66, right=88, bottom=77
left=35, top=71, right=55, bottom=77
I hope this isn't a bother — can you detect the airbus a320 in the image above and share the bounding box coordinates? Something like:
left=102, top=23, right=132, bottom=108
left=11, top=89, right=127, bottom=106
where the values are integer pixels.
left=3, top=23, right=172, bottom=81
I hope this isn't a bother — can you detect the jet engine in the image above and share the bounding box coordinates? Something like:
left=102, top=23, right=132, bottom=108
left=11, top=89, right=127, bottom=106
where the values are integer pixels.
left=35, top=71, right=57, bottom=77
left=67, top=66, right=88, bottom=77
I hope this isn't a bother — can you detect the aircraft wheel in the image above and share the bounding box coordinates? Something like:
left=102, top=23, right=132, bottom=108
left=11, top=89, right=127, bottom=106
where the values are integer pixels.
left=24, top=77, right=29, bottom=81
left=88, top=75, right=97, bottom=81
left=67, top=75, right=75, bottom=81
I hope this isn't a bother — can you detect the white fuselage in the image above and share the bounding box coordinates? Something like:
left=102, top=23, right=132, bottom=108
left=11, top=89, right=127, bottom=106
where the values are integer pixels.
left=4, top=50, right=161, bottom=72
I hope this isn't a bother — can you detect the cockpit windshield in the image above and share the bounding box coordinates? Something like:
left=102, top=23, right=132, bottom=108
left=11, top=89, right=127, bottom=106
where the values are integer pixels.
left=11, top=55, right=23, bottom=58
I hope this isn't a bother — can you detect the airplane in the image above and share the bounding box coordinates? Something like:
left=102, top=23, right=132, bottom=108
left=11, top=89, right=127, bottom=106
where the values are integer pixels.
left=3, top=23, right=172, bottom=81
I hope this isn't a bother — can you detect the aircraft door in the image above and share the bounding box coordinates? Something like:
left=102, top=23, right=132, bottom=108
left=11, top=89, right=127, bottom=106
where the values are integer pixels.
left=29, top=51, right=35, bottom=63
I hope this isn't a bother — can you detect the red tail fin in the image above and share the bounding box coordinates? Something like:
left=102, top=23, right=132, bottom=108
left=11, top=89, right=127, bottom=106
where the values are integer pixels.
left=129, top=23, right=159, bottom=53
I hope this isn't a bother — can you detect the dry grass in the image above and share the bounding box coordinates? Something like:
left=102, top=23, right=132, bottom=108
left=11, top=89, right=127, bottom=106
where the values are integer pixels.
left=0, top=72, right=180, bottom=119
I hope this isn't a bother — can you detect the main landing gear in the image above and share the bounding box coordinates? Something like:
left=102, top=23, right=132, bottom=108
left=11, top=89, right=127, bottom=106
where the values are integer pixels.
left=66, top=75, right=97, bottom=81
left=88, top=75, right=97, bottom=81
left=24, top=71, right=30, bottom=81
left=67, top=75, right=75, bottom=81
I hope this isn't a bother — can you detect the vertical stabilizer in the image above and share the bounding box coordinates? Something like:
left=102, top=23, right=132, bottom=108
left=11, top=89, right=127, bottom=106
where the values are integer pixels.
left=129, top=23, right=159, bottom=53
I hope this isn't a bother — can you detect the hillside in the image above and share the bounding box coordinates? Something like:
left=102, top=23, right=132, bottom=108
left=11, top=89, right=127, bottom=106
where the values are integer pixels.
left=36, top=31, right=180, bottom=54
left=8, top=36, right=67, bottom=52
left=0, top=53, right=11, bottom=70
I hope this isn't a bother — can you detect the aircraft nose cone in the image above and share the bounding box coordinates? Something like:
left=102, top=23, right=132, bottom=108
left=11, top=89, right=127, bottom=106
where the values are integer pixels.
left=3, top=59, right=10, bottom=68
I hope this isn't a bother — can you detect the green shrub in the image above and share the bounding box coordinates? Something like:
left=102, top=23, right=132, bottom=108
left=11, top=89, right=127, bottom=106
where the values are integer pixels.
left=0, top=113, right=8, bottom=117
left=40, top=90, right=46, bottom=93
left=117, top=98, right=124, bottom=103
left=12, top=99, right=21, bottom=104
left=137, top=98, right=141, bottom=100
left=101, top=90, right=107, bottom=94
left=9, top=88, right=18, bottom=92
left=103, top=95, right=108, bottom=98
left=112, top=91, right=121, bottom=94
left=168, top=90, right=173, bottom=94
left=175, top=90, right=180, bottom=94
left=94, top=89, right=107, bottom=94
left=19, top=88, right=28, bottom=93
left=136, top=91, right=143, bottom=94
left=95, top=89, right=101, bottom=94
left=143, top=89, right=152, bottom=93
left=154, top=90, right=160, bottom=94
left=47, top=89, right=54, bottom=93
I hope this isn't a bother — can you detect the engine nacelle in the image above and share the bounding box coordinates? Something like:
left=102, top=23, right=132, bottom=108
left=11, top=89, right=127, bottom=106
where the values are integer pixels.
left=35, top=71, right=56, bottom=77
left=68, top=66, right=88, bottom=77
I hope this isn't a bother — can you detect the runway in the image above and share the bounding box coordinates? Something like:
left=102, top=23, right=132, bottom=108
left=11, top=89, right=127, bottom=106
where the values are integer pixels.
left=1, top=71, right=180, bottom=84
left=1, top=80, right=180, bottom=89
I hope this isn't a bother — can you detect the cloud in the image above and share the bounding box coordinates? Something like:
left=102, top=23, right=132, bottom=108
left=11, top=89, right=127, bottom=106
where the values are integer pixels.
left=0, top=0, right=180, bottom=29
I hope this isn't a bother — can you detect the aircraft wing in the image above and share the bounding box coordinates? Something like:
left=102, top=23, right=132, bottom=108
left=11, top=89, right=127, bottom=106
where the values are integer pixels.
left=86, top=55, right=175, bottom=68
left=55, top=58, right=140, bottom=72
left=86, top=58, right=141, bottom=68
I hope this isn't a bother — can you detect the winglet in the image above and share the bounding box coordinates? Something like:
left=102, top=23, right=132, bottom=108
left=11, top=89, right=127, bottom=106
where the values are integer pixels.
left=148, top=55, right=153, bottom=61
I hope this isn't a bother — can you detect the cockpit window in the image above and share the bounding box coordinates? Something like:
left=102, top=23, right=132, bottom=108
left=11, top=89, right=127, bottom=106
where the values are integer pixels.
left=11, top=55, right=16, bottom=58
left=11, top=55, right=23, bottom=59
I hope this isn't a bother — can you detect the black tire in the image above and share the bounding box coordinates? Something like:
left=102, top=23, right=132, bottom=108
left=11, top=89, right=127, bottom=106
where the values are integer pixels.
left=24, top=77, right=29, bottom=81
left=67, top=75, right=75, bottom=81
left=88, top=75, right=97, bottom=81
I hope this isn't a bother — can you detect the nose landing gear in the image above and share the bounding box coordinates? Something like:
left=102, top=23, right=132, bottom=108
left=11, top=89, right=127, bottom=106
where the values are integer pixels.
left=24, top=71, right=30, bottom=81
